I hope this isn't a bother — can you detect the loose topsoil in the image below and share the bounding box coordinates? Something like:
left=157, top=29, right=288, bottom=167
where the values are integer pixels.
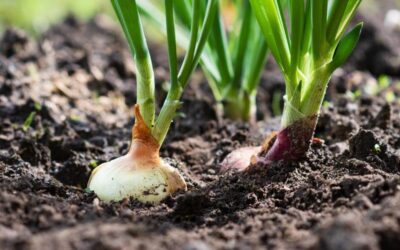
left=1, top=14, right=400, bottom=250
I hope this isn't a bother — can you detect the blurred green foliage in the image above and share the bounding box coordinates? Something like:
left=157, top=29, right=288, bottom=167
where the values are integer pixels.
left=0, top=0, right=111, bottom=35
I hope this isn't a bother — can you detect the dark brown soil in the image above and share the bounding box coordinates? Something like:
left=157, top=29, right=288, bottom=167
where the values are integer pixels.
left=1, top=14, right=400, bottom=250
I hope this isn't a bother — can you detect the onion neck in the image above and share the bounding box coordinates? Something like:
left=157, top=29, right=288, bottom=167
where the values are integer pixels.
left=127, top=139, right=161, bottom=166
left=128, top=105, right=161, bottom=167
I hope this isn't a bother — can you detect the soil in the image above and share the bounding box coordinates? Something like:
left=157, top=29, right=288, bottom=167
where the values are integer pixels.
left=1, top=13, right=400, bottom=250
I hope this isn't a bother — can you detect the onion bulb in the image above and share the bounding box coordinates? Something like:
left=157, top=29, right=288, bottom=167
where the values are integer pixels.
left=87, top=105, right=187, bottom=203
left=220, top=146, right=261, bottom=172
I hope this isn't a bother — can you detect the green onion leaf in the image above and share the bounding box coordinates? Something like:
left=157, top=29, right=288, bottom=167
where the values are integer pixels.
left=330, top=22, right=363, bottom=70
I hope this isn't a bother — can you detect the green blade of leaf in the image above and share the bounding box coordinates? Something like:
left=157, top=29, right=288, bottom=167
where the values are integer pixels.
left=111, top=0, right=149, bottom=61
left=311, top=0, right=328, bottom=60
left=326, top=0, right=348, bottom=43
left=300, top=0, right=312, bottom=58
left=165, top=0, right=179, bottom=93
left=231, top=1, right=252, bottom=90
left=173, top=0, right=191, bottom=27
left=333, top=0, right=362, bottom=43
left=177, top=0, right=201, bottom=89
left=250, top=0, right=290, bottom=72
left=178, top=0, right=218, bottom=86
left=289, top=0, right=305, bottom=79
left=209, top=5, right=234, bottom=88
left=243, top=39, right=269, bottom=93
left=329, top=22, right=363, bottom=70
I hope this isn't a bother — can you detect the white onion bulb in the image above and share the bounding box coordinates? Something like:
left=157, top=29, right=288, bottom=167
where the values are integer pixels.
left=88, top=153, right=186, bottom=203
left=87, top=105, right=187, bottom=203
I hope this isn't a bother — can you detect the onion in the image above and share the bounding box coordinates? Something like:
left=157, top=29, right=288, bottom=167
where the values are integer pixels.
left=87, top=106, right=187, bottom=203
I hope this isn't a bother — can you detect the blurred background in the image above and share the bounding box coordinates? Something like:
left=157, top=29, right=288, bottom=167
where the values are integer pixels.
left=0, top=0, right=399, bottom=36
left=0, top=0, right=111, bottom=35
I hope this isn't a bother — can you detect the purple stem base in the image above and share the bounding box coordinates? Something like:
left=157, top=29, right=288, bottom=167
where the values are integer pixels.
left=255, top=115, right=317, bottom=166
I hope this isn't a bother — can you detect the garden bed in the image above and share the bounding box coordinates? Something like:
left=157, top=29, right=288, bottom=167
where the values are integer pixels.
left=0, top=14, right=399, bottom=250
